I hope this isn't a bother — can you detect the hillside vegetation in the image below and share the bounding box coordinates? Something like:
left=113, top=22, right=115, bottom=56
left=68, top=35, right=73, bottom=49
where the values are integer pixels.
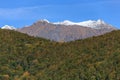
left=0, top=29, right=120, bottom=80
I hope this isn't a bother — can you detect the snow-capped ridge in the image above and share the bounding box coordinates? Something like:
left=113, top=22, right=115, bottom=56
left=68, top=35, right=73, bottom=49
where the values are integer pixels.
left=54, top=20, right=76, bottom=25
left=53, top=19, right=114, bottom=29
left=53, top=19, right=105, bottom=25
left=37, top=19, right=50, bottom=23
left=35, top=19, right=115, bottom=29
left=1, top=25, right=16, bottom=30
left=97, top=19, right=105, bottom=24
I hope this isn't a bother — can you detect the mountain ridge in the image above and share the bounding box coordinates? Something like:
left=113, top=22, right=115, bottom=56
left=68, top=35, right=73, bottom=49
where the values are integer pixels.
left=1, top=19, right=117, bottom=42
left=1, top=19, right=116, bottom=29
left=18, top=19, right=116, bottom=42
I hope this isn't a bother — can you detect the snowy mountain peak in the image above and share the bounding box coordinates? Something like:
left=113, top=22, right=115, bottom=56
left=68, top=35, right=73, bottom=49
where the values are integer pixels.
left=53, top=19, right=114, bottom=29
left=54, top=19, right=106, bottom=25
left=78, top=19, right=111, bottom=29
left=37, top=19, right=50, bottom=23
left=63, top=20, right=72, bottom=23
left=54, top=20, right=74, bottom=25
left=1, top=25, right=16, bottom=30
left=97, top=19, right=105, bottom=24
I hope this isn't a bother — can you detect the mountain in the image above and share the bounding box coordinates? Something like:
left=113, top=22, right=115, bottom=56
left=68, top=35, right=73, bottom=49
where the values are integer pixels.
left=18, top=19, right=116, bottom=42
left=1, top=25, right=16, bottom=30
left=0, top=29, right=120, bottom=79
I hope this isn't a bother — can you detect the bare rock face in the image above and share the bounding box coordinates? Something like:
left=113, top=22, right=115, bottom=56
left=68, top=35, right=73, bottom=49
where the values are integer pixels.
left=18, top=19, right=117, bottom=42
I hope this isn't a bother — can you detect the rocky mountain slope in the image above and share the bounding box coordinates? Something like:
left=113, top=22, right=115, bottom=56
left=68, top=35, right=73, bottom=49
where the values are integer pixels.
left=18, top=19, right=116, bottom=42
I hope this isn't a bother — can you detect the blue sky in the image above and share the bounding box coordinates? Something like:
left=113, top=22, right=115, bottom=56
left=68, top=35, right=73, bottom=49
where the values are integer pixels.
left=0, top=0, right=120, bottom=28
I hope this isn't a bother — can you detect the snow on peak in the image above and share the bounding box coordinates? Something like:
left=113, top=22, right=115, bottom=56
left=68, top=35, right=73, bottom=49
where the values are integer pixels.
left=54, top=19, right=105, bottom=25
left=38, top=19, right=50, bottom=23
left=97, top=19, right=105, bottom=24
left=54, top=20, right=75, bottom=25
left=1, top=25, right=16, bottom=30
left=53, top=19, right=112, bottom=29
left=77, top=19, right=106, bottom=28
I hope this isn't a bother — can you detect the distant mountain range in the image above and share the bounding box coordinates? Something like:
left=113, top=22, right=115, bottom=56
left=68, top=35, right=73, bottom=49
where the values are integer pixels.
left=1, top=19, right=117, bottom=42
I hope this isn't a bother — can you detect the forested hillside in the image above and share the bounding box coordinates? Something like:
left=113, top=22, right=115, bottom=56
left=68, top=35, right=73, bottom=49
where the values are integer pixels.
left=0, top=29, right=120, bottom=80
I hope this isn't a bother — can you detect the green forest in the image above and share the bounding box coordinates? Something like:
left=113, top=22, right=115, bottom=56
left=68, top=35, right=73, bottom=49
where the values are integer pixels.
left=0, top=29, right=120, bottom=80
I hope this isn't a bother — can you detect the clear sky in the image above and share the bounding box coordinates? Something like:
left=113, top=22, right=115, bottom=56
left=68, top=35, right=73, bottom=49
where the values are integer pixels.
left=0, top=0, right=120, bottom=28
